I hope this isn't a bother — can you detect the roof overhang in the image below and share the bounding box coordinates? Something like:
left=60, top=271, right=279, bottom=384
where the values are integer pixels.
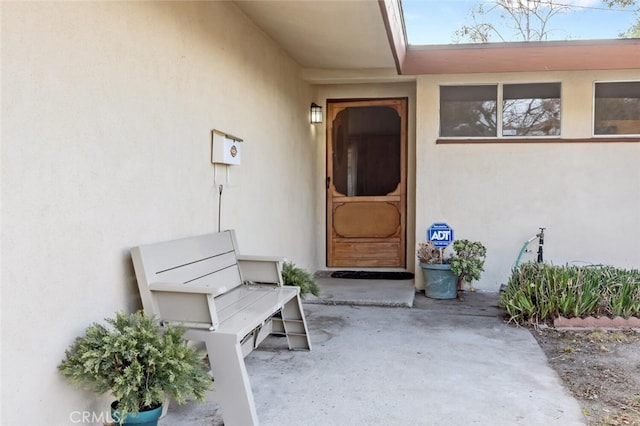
left=380, top=0, right=640, bottom=75
left=402, top=39, right=640, bottom=75
left=235, top=0, right=638, bottom=80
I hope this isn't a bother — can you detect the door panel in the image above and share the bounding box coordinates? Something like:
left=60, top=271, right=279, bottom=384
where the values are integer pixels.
left=333, top=202, right=400, bottom=238
left=327, top=99, right=407, bottom=268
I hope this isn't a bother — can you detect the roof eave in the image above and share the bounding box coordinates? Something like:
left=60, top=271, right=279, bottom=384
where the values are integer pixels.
left=403, top=38, right=640, bottom=75
left=379, top=0, right=640, bottom=75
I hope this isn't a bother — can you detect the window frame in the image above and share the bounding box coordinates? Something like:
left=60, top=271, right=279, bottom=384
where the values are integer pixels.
left=438, top=82, right=563, bottom=140
left=592, top=80, right=640, bottom=138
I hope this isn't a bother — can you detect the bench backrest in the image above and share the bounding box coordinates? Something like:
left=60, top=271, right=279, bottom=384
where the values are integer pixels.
left=131, top=231, right=244, bottom=316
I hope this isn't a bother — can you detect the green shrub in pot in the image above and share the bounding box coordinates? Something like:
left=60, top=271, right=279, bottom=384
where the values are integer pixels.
left=58, top=310, right=212, bottom=425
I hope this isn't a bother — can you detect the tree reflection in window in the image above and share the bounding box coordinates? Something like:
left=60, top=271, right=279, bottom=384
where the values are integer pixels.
left=440, top=83, right=563, bottom=138
left=440, top=85, right=497, bottom=137
left=502, top=83, right=560, bottom=136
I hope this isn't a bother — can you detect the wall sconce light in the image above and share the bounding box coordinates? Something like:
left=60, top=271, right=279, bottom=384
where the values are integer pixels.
left=310, top=103, right=323, bottom=124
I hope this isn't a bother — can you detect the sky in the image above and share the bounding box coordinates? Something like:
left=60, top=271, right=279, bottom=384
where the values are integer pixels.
left=401, top=0, right=639, bottom=45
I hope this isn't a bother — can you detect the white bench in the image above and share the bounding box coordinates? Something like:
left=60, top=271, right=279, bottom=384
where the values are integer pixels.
left=131, top=230, right=311, bottom=426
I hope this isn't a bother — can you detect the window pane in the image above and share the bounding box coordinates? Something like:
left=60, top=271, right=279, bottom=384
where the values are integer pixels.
left=440, top=85, right=497, bottom=137
left=502, top=83, right=561, bottom=137
left=594, top=82, right=640, bottom=135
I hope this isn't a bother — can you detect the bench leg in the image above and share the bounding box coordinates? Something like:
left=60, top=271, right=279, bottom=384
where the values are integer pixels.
left=281, top=295, right=312, bottom=351
left=202, top=332, right=259, bottom=426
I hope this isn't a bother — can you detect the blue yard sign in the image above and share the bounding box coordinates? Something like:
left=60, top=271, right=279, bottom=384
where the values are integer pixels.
left=427, top=223, right=454, bottom=248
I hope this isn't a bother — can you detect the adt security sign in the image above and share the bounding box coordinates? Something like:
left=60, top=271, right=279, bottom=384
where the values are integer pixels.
left=427, top=223, right=454, bottom=248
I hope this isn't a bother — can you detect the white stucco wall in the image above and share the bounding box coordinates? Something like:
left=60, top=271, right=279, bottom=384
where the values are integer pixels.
left=416, top=70, right=640, bottom=292
left=1, top=2, right=316, bottom=423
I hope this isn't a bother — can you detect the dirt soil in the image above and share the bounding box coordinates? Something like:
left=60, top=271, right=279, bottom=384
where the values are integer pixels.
left=531, top=327, right=640, bottom=425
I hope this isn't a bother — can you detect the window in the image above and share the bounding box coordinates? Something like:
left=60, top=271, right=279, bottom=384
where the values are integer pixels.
left=440, top=83, right=561, bottom=138
left=440, top=85, right=497, bottom=137
left=594, top=81, right=640, bottom=136
left=502, top=83, right=560, bottom=137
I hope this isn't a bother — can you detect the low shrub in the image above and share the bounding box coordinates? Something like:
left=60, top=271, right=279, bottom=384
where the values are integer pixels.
left=501, top=263, right=640, bottom=325
left=281, top=261, right=321, bottom=298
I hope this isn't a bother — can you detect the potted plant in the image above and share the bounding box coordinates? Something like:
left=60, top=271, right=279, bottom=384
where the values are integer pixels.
left=417, top=241, right=458, bottom=299
left=282, top=261, right=321, bottom=298
left=417, top=239, right=487, bottom=298
left=450, top=239, right=487, bottom=292
left=58, top=311, right=212, bottom=426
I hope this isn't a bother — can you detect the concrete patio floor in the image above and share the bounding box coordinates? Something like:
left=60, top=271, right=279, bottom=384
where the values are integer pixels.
left=161, top=279, right=586, bottom=425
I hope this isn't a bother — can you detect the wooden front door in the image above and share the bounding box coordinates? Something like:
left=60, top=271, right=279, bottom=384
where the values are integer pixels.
left=327, top=98, right=407, bottom=267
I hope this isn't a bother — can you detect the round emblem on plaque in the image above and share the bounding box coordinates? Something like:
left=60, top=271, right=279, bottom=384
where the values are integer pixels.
left=230, top=145, right=238, bottom=158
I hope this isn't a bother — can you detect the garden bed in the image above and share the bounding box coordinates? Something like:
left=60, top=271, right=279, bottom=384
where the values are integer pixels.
left=503, top=263, right=640, bottom=424
left=501, top=263, right=640, bottom=325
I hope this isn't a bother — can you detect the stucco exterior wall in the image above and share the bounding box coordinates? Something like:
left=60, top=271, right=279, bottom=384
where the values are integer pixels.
left=1, top=2, right=316, bottom=423
left=416, top=70, right=640, bottom=292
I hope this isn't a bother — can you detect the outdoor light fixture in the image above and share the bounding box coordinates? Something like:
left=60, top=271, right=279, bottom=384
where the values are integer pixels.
left=310, top=103, right=323, bottom=124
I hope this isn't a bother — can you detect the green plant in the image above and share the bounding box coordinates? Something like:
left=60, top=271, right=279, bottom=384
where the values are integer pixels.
left=282, top=261, right=320, bottom=298
left=501, top=263, right=640, bottom=325
left=58, top=311, right=212, bottom=424
left=450, top=239, right=487, bottom=283
left=605, top=268, right=640, bottom=318
left=556, top=267, right=602, bottom=318
left=502, top=263, right=554, bottom=324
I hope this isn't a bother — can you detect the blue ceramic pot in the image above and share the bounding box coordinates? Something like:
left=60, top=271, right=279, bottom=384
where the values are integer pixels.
left=420, top=263, right=458, bottom=299
left=111, top=401, right=163, bottom=426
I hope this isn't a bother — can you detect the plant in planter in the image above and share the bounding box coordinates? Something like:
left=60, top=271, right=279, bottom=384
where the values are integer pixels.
left=417, top=241, right=448, bottom=265
left=450, top=239, right=487, bottom=292
left=58, top=311, right=212, bottom=426
left=417, top=239, right=487, bottom=298
left=282, top=261, right=321, bottom=298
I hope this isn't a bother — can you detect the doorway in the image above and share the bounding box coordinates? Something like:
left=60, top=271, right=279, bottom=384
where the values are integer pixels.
left=326, top=98, right=407, bottom=267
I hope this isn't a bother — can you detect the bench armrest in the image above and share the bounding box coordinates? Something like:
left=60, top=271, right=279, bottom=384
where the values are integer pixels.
left=237, top=256, right=284, bottom=286
left=149, top=282, right=227, bottom=296
left=237, top=255, right=285, bottom=263
left=148, top=282, right=220, bottom=330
